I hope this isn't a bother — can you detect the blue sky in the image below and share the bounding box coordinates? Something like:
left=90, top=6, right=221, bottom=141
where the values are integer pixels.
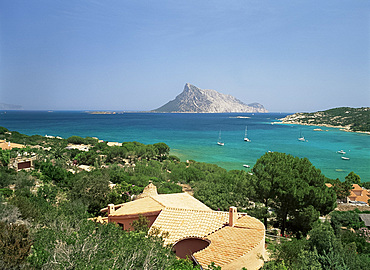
left=0, top=0, right=369, bottom=112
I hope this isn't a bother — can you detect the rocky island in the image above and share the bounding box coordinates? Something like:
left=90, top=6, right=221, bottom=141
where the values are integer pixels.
left=280, top=107, right=370, bottom=133
left=153, top=83, right=267, bottom=113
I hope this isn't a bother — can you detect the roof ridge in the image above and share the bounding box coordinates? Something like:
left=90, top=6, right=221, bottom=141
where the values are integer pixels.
left=163, top=207, right=226, bottom=214
left=149, top=195, right=167, bottom=207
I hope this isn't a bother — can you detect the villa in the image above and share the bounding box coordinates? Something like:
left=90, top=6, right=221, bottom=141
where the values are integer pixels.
left=326, top=183, right=370, bottom=205
left=348, top=184, right=370, bottom=205
left=101, top=183, right=266, bottom=270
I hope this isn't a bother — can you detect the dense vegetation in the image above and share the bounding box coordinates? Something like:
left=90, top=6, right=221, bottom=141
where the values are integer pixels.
left=0, top=126, right=369, bottom=269
left=281, top=107, right=370, bottom=132
left=250, top=152, right=336, bottom=237
left=263, top=211, right=370, bottom=269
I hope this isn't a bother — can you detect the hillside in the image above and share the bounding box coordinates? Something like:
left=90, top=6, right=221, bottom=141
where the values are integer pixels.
left=153, top=83, right=267, bottom=113
left=280, top=107, right=370, bottom=133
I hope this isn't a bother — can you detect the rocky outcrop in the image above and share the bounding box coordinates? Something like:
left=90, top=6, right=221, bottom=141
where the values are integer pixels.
left=153, top=83, right=267, bottom=113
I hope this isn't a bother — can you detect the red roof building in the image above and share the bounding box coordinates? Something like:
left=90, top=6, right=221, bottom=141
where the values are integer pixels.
left=101, top=184, right=266, bottom=269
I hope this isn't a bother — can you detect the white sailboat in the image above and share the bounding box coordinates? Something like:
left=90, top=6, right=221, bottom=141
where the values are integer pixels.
left=217, top=131, right=224, bottom=146
left=244, top=126, right=251, bottom=142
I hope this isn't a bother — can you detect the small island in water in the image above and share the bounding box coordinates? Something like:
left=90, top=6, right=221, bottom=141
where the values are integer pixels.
left=280, top=107, right=370, bottom=134
left=152, top=83, right=267, bottom=113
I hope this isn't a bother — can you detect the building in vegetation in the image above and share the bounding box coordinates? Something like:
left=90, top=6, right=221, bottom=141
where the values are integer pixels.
left=0, top=139, right=25, bottom=150
left=326, top=183, right=370, bottom=206
left=101, top=183, right=265, bottom=270
left=348, top=184, right=370, bottom=205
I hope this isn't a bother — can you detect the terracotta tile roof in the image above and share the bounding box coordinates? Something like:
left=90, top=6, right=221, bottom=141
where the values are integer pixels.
left=103, top=182, right=266, bottom=269
left=152, top=213, right=265, bottom=269
left=101, top=183, right=211, bottom=213
left=234, top=214, right=265, bottom=230
left=150, top=193, right=212, bottom=211
left=150, top=208, right=239, bottom=246
left=352, top=193, right=370, bottom=205
left=352, top=184, right=363, bottom=191
left=325, top=183, right=332, bottom=188
left=349, top=184, right=370, bottom=205
left=100, top=193, right=212, bottom=216
left=109, top=197, right=164, bottom=216
left=194, top=219, right=264, bottom=268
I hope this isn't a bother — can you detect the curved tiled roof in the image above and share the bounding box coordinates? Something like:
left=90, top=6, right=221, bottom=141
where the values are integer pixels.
left=103, top=183, right=265, bottom=269
left=150, top=208, right=241, bottom=245
left=150, top=209, right=265, bottom=269
left=193, top=215, right=265, bottom=268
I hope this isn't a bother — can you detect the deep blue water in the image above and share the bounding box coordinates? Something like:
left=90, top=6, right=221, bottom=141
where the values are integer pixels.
left=1, top=111, right=369, bottom=182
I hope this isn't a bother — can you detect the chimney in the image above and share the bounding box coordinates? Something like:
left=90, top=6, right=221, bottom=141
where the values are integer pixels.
left=229, top=206, right=237, bottom=227
left=108, top=204, right=115, bottom=215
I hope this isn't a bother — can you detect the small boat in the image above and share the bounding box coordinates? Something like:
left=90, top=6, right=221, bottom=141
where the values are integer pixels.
left=244, top=126, right=251, bottom=142
left=298, top=130, right=305, bottom=142
left=337, top=150, right=346, bottom=154
left=341, top=156, right=350, bottom=160
left=243, top=164, right=250, bottom=168
left=217, top=131, right=224, bottom=146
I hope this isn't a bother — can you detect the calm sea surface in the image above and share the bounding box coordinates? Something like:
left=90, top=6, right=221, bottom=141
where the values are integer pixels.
left=1, top=111, right=369, bottom=182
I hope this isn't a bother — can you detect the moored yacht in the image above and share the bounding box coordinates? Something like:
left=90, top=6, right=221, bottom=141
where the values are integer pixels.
left=298, top=130, right=305, bottom=141
left=217, top=130, right=224, bottom=146
left=244, top=126, right=251, bottom=142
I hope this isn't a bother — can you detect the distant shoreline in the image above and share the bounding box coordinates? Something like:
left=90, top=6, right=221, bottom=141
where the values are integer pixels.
left=277, top=120, right=370, bottom=135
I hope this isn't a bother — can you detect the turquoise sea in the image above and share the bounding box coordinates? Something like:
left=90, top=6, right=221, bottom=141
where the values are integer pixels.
left=0, top=111, right=369, bottom=182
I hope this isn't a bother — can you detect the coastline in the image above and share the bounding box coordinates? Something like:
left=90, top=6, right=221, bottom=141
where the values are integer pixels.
left=277, top=120, right=370, bottom=135
left=2, top=111, right=369, bottom=181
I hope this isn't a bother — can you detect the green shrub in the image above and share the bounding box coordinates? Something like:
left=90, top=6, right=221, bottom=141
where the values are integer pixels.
left=0, top=222, right=32, bottom=269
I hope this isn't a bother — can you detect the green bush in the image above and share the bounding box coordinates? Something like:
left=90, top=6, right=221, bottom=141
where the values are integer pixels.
left=0, top=126, right=9, bottom=134
left=330, top=211, right=364, bottom=232
left=0, top=188, right=13, bottom=197
left=67, top=135, right=85, bottom=144
left=0, top=222, right=32, bottom=269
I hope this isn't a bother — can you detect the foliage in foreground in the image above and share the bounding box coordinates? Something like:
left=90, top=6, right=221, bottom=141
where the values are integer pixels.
left=1, top=127, right=369, bottom=269
left=0, top=192, right=197, bottom=270
left=264, top=221, right=370, bottom=270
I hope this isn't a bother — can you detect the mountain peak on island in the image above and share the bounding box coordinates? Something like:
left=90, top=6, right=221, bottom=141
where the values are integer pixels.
left=153, top=83, right=267, bottom=113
